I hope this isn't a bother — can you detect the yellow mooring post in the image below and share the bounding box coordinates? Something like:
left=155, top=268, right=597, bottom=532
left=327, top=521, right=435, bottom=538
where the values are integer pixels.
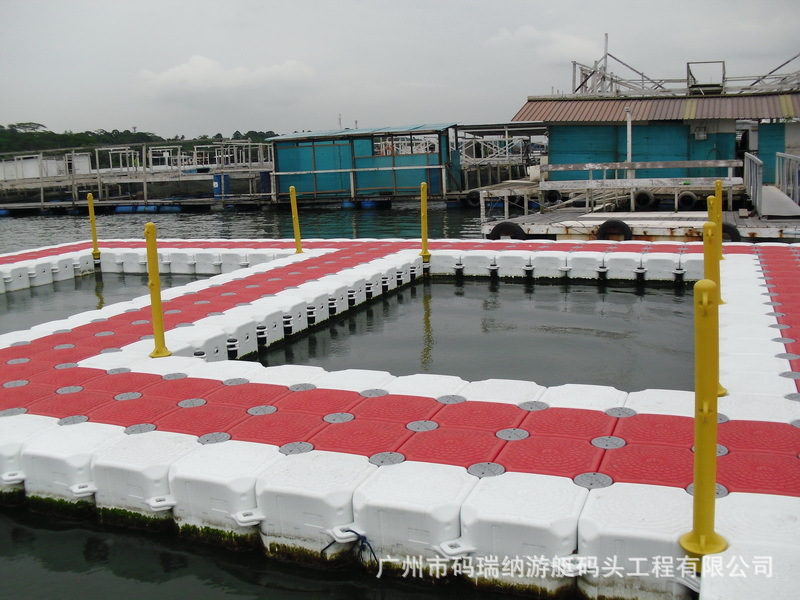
left=420, top=182, right=431, bottom=266
left=702, top=222, right=728, bottom=397
left=289, top=185, right=303, bottom=254
left=144, top=222, right=171, bottom=358
left=680, top=278, right=728, bottom=572
left=86, top=193, right=101, bottom=264
left=715, top=179, right=725, bottom=260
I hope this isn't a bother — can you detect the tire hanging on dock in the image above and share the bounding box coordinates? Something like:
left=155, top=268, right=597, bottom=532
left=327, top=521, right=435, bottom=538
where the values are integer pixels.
left=596, top=219, right=633, bottom=241
left=634, top=190, right=656, bottom=211
left=722, top=223, right=741, bottom=242
left=462, top=190, right=481, bottom=209
left=487, top=221, right=527, bottom=240
left=677, top=191, right=698, bottom=211
left=543, top=190, right=562, bottom=205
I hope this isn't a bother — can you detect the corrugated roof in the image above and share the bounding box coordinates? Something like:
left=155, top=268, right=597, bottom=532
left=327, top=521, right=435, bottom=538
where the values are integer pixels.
left=512, top=93, right=800, bottom=123
left=273, top=123, right=458, bottom=142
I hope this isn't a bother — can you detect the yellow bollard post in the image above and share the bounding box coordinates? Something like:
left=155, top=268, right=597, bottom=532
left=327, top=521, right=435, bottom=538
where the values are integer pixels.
left=703, top=221, right=724, bottom=306
left=144, top=222, right=171, bottom=358
left=715, top=180, right=725, bottom=260
left=289, top=186, right=303, bottom=254
left=419, top=182, right=431, bottom=265
left=706, top=196, right=723, bottom=264
left=680, top=279, right=728, bottom=572
left=86, top=193, right=101, bottom=263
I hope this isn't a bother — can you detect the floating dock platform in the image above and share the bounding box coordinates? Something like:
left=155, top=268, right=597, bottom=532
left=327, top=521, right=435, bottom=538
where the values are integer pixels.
left=1, top=237, right=799, bottom=599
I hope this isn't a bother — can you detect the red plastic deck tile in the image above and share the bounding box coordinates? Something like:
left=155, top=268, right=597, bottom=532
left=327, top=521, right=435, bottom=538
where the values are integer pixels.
left=228, top=410, right=328, bottom=446
left=612, top=414, right=695, bottom=448
left=85, top=396, right=181, bottom=427
left=397, top=427, right=507, bottom=468
left=718, top=420, right=800, bottom=455
left=203, top=382, right=290, bottom=408
left=432, top=401, right=526, bottom=432
left=308, top=419, right=414, bottom=457
left=80, top=371, right=164, bottom=394
left=495, top=435, right=604, bottom=478
left=598, top=443, right=694, bottom=489
left=143, top=376, right=226, bottom=402
left=717, top=451, right=800, bottom=497
left=27, top=388, right=115, bottom=419
left=0, top=342, right=62, bottom=362
left=72, top=332, right=144, bottom=350
left=151, top=403, right=250, bottom=436
left=520, top=407, right=617, bottom=440
left=273, top=388, right=364, bottom=415
left=1, top=358, right=61, bottom=380
left=348, top=394, right=442, bottom=423
left=26, top=366, right=106, bottom=388
left=27, top=344, right=102, bottom=364
left=0, top=382, right=55, bottom=410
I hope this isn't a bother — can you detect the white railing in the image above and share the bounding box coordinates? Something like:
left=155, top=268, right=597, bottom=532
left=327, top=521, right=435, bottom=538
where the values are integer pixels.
left=775, top=152, right=800, bottom=206
left=744, top=152, right=764, bottom=216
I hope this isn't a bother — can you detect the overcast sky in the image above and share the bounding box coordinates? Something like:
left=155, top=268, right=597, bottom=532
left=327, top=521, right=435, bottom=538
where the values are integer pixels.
left=1, top=0, right=797, bottom=139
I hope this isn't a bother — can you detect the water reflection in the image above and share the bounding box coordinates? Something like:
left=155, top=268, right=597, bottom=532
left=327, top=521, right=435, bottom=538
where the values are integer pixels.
left=257, top=279, right=693, bottom=391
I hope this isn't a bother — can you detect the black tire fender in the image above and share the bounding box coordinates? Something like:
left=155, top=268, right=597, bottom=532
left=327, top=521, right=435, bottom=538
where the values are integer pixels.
left=596, top=219, right=633, bottom=241
left=722, top=223, right=741, bottom=242
left=634, top=189, right=656, bottom=211
left=463, top=190, right=481, bottom=209
left=487, top=221, right=527, bottom=240
left=543, top=189, right=562, bottom=205
left=677, top=190, right=698, bottom=211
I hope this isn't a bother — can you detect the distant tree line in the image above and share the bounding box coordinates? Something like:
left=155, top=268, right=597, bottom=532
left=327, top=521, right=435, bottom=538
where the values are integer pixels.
left=0, top=123, right=277, bottom=154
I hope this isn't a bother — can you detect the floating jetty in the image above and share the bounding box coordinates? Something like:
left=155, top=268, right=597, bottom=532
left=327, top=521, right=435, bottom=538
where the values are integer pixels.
left=1, top=237, right=799, bottom=599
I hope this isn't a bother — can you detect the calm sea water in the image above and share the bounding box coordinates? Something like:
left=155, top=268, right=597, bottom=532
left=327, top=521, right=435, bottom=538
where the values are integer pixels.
left=0, top=203, right=692, bottom=599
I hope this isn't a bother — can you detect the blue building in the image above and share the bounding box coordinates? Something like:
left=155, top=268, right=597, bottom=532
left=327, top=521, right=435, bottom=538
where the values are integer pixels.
left=270, top=124, right=462, bottom=204
left=512, top=93, right=800, bottom=184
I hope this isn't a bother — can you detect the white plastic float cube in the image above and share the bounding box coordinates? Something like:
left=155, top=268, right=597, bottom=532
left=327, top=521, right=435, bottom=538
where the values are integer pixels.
left=459, top=378, right=547, bottom=405
left=99, top=248, right=127, bottom=273
left=311, top=369, right=396, bottom=393
left=271, top=294, right=311, bottom=336
left=296, top=279, right=349, bottom=319
left=69, top=252, right=95, bottom=276
left=167, top=439, right=283, bottom=537
left=495, top=251, right=533, bottom=278
left=567, top=252, right=605, bottom=280
left=20, top=420, right=124, bottom=502
left=603, top=252, right=644, bottom=281
left=460, top=250, right=495, bottom=277
left=162, top=323, right=231, bottom=361
left=532, top=251, right=569, bottom=279
left=0, top=414, right=58, bottom=493
left=439, top=472, right=588, bottom=595
left=194, top=310, right=260, bottom=359
left=367, top=259, right=400, bottom=292
left=120, top=250, right=148, bottom=274
left=641, top=253, right=680, bottom=282
left=219, top=250, right=250, bottom=273
left=239, top=451, right=377, bottom=560
left=257, top=364, right=327, bottom=387
left=164, top=250, right=196, bottom=275
left=194, top=251, right=223, bottom=275
left=1, top=262, right=32, bottom=292
left=428, top=250, right=462, bottom=276
left=577, top=482, right=694, bottom=600
left=234, top=300, right=285, bottom=348
left=91, top=429, right=199, bottom=519
left=335, top=461, right=477, bottom=563
left=25, top=259, right=55, bottom=287
left=49, top=255, right=76, bottom=282
left=347, top=266, right=385, bottom=299
left=539, top=383, right=628, bottom=412
left=330, top=270, right=368, bottom=308
left=383, top=373, right=468, bottom=399
left=677, top=253, right=704, bottom=282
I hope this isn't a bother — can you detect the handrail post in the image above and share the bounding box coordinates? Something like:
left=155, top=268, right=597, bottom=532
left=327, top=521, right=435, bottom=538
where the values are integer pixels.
left=702, top=221, right=727, bottom=397
left=680, top=278, right=728, bottom=572
left=289, top=185, right=303, bottom=254
left=86, top=193, right=101, bottom=266
left=420, top=182, right=431, bottom=268
left=144, top=222, right=171, bottom=358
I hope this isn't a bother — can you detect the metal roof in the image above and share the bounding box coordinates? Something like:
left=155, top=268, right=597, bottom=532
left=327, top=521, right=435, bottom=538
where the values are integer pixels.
left=512, top=93, right=800, bottom=123
left=273, top=123, right=458, bottom=142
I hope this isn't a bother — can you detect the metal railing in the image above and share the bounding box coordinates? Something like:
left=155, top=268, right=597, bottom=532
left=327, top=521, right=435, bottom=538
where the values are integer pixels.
left=775, top=152, right=800, bottom=205
left=743, top=152, right=764, bottom=216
